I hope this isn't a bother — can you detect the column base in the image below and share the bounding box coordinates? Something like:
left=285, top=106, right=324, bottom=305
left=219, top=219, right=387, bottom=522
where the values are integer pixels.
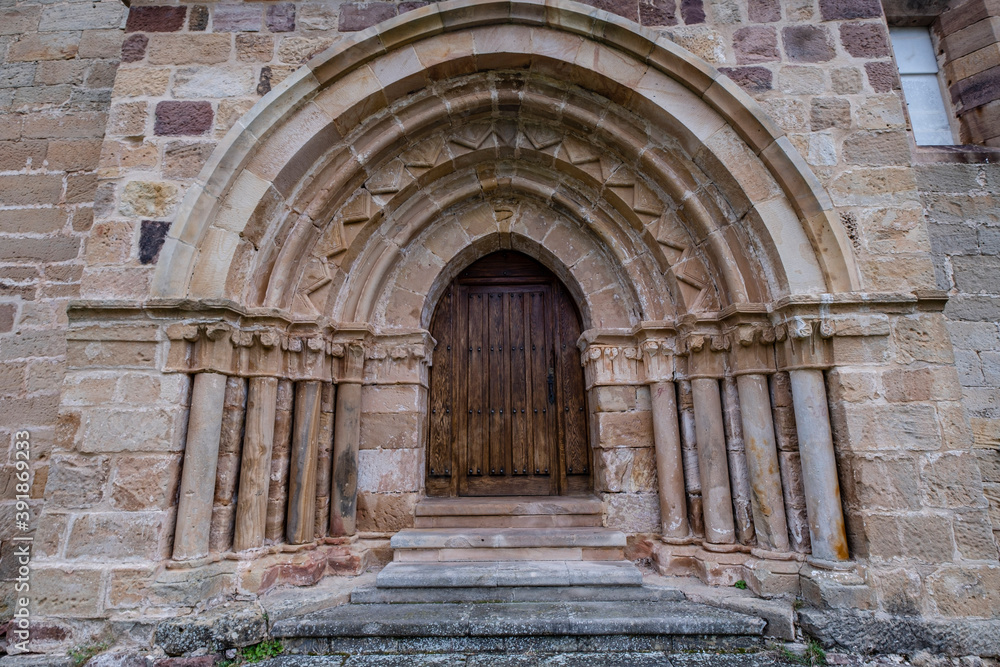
left=799, top=562, right=874, bottom=611
left=651, top=540, right=802, bottom=596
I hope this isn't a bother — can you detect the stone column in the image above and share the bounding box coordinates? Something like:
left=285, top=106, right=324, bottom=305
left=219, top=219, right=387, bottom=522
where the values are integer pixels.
left=233, top=376, right=278, bottom=551
left=330, top=342, right=365, bottom=537
left=780, top=318, right=849, bottom=563
left=173, top=371, right=229, bottom=560
left=642, top=341, right=688, bottom=540
left=789, top=369, right=849, bottom=562
left=314, top=382, right=336, bottom=539
left=686, top=335, right=735, bottom=545
left=731, top=325, right=789, bottom=553
left=287, top=381, right=322, bottom=544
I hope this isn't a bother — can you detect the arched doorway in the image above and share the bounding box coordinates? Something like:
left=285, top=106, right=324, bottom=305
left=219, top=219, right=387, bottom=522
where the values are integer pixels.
left=425, top=251, right=591, bottom=497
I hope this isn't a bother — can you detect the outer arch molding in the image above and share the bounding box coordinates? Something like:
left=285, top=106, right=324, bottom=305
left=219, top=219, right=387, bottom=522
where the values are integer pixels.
left=151, top=0, right=861, bottom=304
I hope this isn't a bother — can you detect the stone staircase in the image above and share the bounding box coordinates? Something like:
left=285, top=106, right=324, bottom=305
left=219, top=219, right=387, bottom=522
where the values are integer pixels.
left=270, top=496, right=770, bottom=658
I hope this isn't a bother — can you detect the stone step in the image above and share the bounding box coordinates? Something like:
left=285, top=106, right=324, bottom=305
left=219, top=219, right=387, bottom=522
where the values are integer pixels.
left=391, top=527, right=626, bottom=549
left=375, top=560, right=644, bottom=588
left=415, top=496, right=603, bottom=517
left=394, top=546, right=625, bottom=562
left=350, top=584, right=686, bottom=604
left=391, top=528, right=626, bottom=562
left=414, top=513, right=602, bottom=528
left=271, top=600, right=768, bottom=656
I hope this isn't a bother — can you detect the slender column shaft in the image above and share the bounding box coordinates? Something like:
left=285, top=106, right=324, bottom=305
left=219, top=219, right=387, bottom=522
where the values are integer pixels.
left=173, top=372, right=228, bottom=560
left=265, top=379, right=294, bottom=541
left=233, top=376, right=278, bottom=551
left=736, top=374, right=790, bottom=552
left=287, top=381, right=322, bottom=544
left=330, top=381, right=362, bottom=536
left=314, top=382, right=336, bottom=539
left=722, top=376, right=755, bottom=544
left=650, top=381, right=689, bottom=539
left=209, top=376, right=248, bottom=553
left=678, top=379, right=703, bottom=536
left=788, top=369, right=848, bottom=562
left=691, top=377, right=736, bottom=544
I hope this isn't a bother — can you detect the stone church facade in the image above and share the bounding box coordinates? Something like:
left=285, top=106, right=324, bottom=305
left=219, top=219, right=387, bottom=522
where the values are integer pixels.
left=2, top=0, right=1000, bottom=655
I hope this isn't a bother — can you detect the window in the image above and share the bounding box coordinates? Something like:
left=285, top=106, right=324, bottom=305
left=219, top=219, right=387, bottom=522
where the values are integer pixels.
left=888, top=27, right=957, bottom=146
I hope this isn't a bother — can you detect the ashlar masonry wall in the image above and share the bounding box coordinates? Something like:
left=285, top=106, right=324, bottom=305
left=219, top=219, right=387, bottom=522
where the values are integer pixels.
left=0, top=0, right=126, bottom=620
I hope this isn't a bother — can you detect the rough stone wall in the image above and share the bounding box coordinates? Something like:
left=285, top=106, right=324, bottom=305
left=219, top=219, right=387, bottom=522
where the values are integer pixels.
left=0, top=0, right=125, bottom=618
left=920, top=158, right=1000, bottom=550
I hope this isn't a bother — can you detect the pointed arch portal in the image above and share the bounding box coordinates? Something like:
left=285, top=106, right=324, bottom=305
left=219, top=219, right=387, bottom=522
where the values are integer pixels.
left=153, top=0, right=858, bottom=573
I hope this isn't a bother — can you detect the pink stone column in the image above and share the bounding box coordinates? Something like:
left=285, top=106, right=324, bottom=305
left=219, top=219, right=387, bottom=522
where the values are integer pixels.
left=789, top=368, right=849, bottom=562
left=173, top=371, right=228, bottom=560
left=650, top=380, right=689, bottom=539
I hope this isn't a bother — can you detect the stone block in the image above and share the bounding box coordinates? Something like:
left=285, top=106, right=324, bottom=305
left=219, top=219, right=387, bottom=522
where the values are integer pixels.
left=266, top=4, right=296, bottom=32
left=952, top=255, right=1000, bottom=294
left=32, top=566, right=103, bottom=616
left=748, top=0, right=780, bottom=22
left=339, top=2, right=397, bottom=32
left=865, top=60, right=899, bottom=93
left=359, top=411, right=421, bottom=450
left=65, top=511, right=168, bottom=561
left=189, top=5, right=209, bottom=31
left=236, top=34, right=275, bottom=62
left=154, top=101, right=214, bottom=137
left=603, top=492, right=660, bottom=533
left=810, top=97, right=851, bottom=131
left=595, top=410, right=654, bottom=447
left=111, top=454, right=182, bottom=511
left=0, top=174, right=63, bottom=207
left=46, top=456, right=109, bottom=509
left=681, top=0, right=707, bottom=23
left=719, top=66, right=773, bottom=93
left=925, top=564, right=1000, bottom=617
left=843, top=130, right=910, bottom=166
left=357, top=492, right=419, bottom=532
left=639, top=0, right=678, bottom=26
left=872, top=566, right=924, bottom=615
left=80, top=407, right=181, bottom=452
left=919, top=451, right=988, bottom=509
left=173, top=67, right=255, bottom=99
left=952, top=509, right=999, bottom=560
left=592, top=386, right=638, bottom=412
left=147, top=34, right=232, bottom=66
left=839, top=22, right=890, bottom=58
left=840, top=454, right=921, bottom=511
left=0, top=6, right=40, bottom=35
left=832, top=402, right=942, bottom=452
left=361, top=384, right=422, bottom=413
left=154, top=602, right=266, bottom=656
left=733, top=26, right=778, bottom=65
left=783, top=25, right=835, bottom=63
left=893, top=315, right=954, bottom=364
left=881, top=366, right=961, bottom=403
left=8, top=32, right=80, bottom=62
left=863, top=512, right=956, bottom=562
left=40, top=1, right=125, bottom=31
left=119, top=180, right=180, bottom=218
left=126, top=6, right=187, bottom=33
left=820, top=0, right=882, bottom=19
left=213, top=5, right=262, bottom=32
left=107, top=102, right=148, bottom=137
left=358, top=448, right=421, bottom=493
left=163, top=141, right=215, bottom=179
left=596, top=447, right=657, bottom=493
left=946, top=295, right=1000, bottom=322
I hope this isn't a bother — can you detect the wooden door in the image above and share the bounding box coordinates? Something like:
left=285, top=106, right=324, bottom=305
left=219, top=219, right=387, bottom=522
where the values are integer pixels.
left=426, top=252, right=591, bottom=497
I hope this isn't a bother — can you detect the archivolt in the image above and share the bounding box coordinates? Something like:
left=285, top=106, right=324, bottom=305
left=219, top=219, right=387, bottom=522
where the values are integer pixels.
left=151, top=0, right=860, bottom=326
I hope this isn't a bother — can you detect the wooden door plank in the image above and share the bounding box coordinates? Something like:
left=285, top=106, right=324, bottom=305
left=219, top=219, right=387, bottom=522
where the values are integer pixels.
left=557, top=286, right=589, bottom=477
left=509, top=292, right=528, bottom=476
left=427, top=286, right=453, bottom=496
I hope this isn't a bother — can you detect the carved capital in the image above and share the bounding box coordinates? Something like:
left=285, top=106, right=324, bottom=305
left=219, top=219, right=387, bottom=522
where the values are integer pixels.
left=582, top=344, right=642, bottom=388
left=728, top=324, right=776, bottom=376
left=641, top=339, right=675, bottom=383
left=776, top=316, right=833, bottom=370
left=681, top=332, right=727, bottom=379
left=365, top=332, right=433, bottom=386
